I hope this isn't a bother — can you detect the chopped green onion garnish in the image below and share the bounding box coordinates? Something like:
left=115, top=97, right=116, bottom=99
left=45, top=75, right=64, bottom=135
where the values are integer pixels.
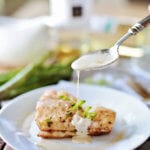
left=83, top=106, right=92, bottom=118
left=69, top=99, right=97, bottom=120
left=59, top=95, right=70, bottom=101
left=87, top=112, right=97, bottom=120
left=70, top=100, right=86, bottom=110
left=40, top=118, right=53, bottom=127
left=83, top=106, right=97, bottom=120
left=66, top=111, right=73, bottom=116
left=45, top=118, right=53, bottom=127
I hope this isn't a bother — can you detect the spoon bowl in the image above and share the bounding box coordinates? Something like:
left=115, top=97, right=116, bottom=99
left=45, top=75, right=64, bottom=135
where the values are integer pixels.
left=71, top=46, right=119, bottom=71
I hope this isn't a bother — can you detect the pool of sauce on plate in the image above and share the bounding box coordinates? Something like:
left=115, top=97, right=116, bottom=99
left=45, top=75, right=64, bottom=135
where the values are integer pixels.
left=72, top=135, right=92, bottom=143
left=110, top=129, right=125, bottom=143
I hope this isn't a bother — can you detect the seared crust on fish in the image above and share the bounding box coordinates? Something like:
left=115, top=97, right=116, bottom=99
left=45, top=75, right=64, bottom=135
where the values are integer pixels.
left=35, top=90, right=116, bottom=138
left=38, top=130, right=76, bottom=138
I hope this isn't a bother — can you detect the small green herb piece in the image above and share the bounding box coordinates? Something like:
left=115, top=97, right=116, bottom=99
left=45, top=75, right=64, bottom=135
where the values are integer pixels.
left=83, top=106, right=92, bottom=118
left=66, top=111, right=73, bottom=117
left=59, top=95, right=70, bottom=101
left=70, top=100, right=86, bottom=110
left=45, top=118, right=53, bottom=127
left=83, top=106, right=97, bottom=120
left=87, top=112, right=97, bottom=120
left=40, top=118, right=53, bottom=127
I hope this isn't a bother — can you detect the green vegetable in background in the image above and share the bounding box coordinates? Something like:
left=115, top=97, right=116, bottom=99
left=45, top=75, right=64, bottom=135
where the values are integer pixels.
left=0, top=68, right=21, bottom=85
left=0, top=50, right=78, bottom=100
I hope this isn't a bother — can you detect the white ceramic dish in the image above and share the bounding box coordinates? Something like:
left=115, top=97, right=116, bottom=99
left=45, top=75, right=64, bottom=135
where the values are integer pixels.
left=0, top=16, right=51, bottom=66
left=0, top=81, right=150, bottom=150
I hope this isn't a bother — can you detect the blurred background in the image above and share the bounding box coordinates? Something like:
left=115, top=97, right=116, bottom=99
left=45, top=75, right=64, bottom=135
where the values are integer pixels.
left=0, top=0, right=150, bottom=104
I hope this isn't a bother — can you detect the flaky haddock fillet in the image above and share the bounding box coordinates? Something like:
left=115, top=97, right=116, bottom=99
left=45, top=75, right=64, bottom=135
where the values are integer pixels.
left=35, top=90, right=116, bottom=138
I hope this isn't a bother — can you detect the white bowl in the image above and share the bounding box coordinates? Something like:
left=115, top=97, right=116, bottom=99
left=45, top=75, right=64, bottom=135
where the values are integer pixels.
left=0, top=17, right=51, bottom=67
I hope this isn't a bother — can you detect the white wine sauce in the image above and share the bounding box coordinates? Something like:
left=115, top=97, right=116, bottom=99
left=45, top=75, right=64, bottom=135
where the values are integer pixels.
left=76, top=70, right=80, bottom=99
left=71, top=48, right=118, bottom=71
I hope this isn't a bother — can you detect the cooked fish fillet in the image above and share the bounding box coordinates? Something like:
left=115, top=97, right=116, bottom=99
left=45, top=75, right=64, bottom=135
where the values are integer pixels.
left=35, top=90, right=116, bottom=138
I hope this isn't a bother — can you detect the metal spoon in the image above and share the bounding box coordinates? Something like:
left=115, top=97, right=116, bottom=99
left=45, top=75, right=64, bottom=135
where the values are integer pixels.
left=71, top=15, right=150, bottom=71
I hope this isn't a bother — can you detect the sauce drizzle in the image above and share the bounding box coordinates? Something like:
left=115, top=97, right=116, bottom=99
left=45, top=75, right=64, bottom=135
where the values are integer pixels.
left=76, top=70, right=80, bottom=99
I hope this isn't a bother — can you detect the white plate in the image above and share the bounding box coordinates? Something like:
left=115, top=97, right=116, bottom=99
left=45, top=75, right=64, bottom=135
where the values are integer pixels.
left=0, top=81, right=150, bottom=150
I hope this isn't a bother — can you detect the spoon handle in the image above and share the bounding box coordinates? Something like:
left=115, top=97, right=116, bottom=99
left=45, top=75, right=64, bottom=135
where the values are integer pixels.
left=115, top=15, right=150, bottom=46
left=128, top=15, right=150, bottom=35
left=138, top=15, right=150, bottom=27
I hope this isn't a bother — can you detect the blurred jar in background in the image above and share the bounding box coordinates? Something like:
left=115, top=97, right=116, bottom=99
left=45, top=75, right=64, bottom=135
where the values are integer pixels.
left=49, top=0, right=93, bottom=61
left=50, top=0, right=92, bottom=27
